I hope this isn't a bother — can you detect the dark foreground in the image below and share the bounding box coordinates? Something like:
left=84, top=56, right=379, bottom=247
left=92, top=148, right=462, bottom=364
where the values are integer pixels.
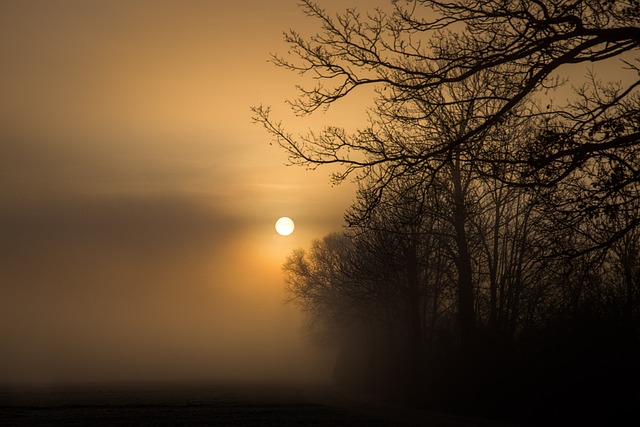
left=0, top=381, right=513, bottom=427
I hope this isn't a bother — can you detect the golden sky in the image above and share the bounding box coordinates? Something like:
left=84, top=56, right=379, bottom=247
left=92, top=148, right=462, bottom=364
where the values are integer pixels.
left=0, top=0, right=375, bottom=383
left=0, top=0, right=636, bottom=385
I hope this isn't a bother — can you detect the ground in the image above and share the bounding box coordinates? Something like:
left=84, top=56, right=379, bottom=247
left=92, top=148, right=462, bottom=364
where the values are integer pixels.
left=0, top=381, right=517, bottom=426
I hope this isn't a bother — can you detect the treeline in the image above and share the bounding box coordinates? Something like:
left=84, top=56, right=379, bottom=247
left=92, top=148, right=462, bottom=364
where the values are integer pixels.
left=254, top=0, right=639, bottom=423
left=284, top=163, right=640, bottom=423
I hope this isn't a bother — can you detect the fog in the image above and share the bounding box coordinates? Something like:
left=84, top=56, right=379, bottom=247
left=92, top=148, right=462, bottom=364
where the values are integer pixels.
left=0, top=188, right=340, bottom=384
left=0, top=0, right=364, bottom=385
left=0, top=94, right=349, bottom=385
left=0, top=129, right=345, bottom=385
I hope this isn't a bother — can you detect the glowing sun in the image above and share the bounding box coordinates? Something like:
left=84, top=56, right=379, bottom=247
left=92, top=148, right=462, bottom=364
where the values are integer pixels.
left=275, top=217, right=295, bottom=236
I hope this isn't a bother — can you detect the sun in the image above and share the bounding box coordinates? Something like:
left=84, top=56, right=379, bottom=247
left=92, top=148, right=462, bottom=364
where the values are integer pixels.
left=275, top=217, right=295, bottom=236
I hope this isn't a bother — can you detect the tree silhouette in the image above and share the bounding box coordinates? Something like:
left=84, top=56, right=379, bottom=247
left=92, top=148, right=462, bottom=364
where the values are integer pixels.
left=258, top=1, right=640, bottom=422
left=253, top=0, right=639, bottom=246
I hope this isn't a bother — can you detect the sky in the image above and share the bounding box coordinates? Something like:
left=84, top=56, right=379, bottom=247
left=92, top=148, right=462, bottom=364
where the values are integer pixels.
left=2, top=0, right=632, bottom=386
left=0, top=0, right=376, bottom=384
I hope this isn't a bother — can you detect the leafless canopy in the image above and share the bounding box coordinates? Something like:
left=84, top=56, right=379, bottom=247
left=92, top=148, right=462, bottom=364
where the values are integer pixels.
left=253, top=0, right=638, bottom=180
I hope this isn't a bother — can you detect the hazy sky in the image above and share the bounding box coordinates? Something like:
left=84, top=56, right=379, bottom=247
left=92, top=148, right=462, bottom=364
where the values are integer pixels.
left=0, top=0, right=375, bottom=383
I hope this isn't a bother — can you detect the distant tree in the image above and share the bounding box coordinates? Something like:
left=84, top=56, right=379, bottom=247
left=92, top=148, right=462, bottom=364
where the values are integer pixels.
left=283, top=233, right=355, bottom=346
left=346, top=175, right=455, bottom=385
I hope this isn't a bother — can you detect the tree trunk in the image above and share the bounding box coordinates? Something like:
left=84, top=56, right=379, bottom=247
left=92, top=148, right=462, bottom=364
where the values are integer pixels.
left=405, top=234, right=423, bottom=388
left=450, top=158, right=476, bottom=348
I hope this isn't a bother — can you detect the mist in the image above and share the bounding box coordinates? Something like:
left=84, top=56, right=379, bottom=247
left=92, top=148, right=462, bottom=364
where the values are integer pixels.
left=0, top=0, right=353, bottom=385
left=0, top=183, right=337, bottom=384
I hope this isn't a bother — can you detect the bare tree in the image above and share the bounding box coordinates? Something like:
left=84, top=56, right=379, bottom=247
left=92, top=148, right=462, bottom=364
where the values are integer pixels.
left=283, top=233, right=356, bottom=346
left=253, top=0, right=639, bottom=244
left=260, top=2, right=640, bottom=417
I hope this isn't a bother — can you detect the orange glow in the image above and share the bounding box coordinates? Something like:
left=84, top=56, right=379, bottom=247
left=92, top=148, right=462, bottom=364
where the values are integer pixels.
left=0, top=0, right=371, bottom=384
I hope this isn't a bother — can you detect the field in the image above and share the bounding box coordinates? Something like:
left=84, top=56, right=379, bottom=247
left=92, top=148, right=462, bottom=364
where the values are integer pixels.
left=0, top=381, right=511, bottom=426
